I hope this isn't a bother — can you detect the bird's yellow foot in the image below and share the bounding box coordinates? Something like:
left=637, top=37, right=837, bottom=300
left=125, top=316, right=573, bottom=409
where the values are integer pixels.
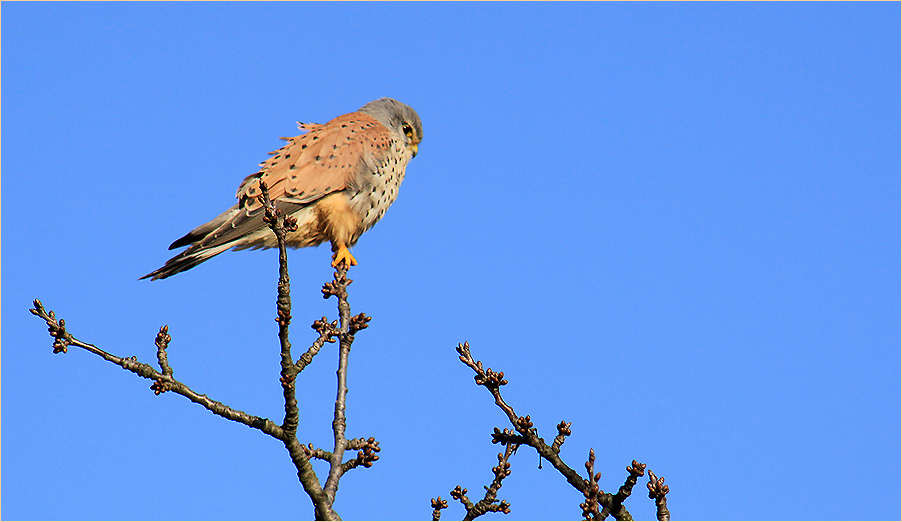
left=331, top=245, right=358, bottom=268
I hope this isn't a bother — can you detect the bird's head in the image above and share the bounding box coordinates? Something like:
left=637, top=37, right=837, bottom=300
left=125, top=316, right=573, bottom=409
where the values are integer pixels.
left=359, top=98, right=422, bottom=158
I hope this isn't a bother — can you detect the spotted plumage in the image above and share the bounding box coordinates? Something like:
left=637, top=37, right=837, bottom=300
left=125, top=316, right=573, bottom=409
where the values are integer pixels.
left=141, top=98, right=422, bottom=280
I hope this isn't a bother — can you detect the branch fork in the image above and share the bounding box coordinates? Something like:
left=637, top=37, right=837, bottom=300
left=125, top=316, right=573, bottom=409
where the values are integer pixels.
left=30, top=181, right=382, bottom=521
left=440, top=341, right=671, bottom=521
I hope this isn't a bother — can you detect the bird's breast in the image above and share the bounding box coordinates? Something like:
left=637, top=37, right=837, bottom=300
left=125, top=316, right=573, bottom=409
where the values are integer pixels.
left=349, top=139, right=411, bottom=234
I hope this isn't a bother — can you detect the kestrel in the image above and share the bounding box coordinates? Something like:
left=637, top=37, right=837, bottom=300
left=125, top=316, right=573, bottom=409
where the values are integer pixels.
left=142, top=98, right=422, bottom=280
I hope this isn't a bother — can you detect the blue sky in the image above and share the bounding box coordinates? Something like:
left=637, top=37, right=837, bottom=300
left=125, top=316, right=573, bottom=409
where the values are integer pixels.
left=3, top=2, right=899, bottom=520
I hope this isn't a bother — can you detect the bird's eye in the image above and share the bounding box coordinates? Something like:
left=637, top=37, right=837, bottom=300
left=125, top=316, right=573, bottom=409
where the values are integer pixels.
left=402, top=123, right=413, bottom=137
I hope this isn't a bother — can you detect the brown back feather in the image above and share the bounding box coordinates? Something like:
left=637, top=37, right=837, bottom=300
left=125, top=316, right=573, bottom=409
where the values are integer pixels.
left=238, top=112, right=391, bottom=210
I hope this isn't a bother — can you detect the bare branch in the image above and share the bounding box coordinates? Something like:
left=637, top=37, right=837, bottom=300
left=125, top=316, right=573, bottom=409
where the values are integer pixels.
left=456, top=342, right=595, bottom=497
left=430, top=496, right=449, bottom=521
left=456, top=341, right=669, bottom=520
left=30, top=299, right=73, bottom=353
left=340, top=437, right=381, bottom=472
left=552, top=420, right=572, bottom=453
left=491, top=427, right=528, bottom=446
left=647, top=471, right=670, bottom=521
left=257, top=181, right=301, bottom=436
left=581, top=449, right=603, bottom=520
left=31, top=294, right=341, bottom=520
left=601, top=460, right=647, bottom=520
left=155, top=325, right=173, bottom=376
left=151, top=325, right=174, bottom=395
left=316, top=265, right=380, bottom=503
left=302, top=443, right=334, bottom=462
left=32, top=179, right=386, bottom=521
left=257, top=181, right=339, bottom=520
left=450, top=485, right=475, bottom=515
left=323, top=266, right=352, bottom=501
left=443, top=441, right=516, bottom=520
left=30, top=299, right=283, bottom=436
left=297, top=317, right=339, bottom=372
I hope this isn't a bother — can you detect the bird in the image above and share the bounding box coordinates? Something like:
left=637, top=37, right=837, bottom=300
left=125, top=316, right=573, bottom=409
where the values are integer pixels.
left=141, top=97, right=422, bottom=281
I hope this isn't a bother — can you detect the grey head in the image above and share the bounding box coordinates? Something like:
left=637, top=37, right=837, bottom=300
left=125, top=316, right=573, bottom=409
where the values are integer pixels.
left=359, top=97, right=423, bottom=157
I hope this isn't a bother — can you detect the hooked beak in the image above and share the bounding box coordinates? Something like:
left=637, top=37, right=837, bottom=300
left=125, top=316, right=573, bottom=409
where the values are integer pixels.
left=409, top=142, right=418, bottom=158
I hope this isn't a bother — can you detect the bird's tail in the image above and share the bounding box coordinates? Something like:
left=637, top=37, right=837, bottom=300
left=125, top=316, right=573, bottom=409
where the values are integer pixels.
left=140, top=242, right=235, bottom=280
left=141, top=205, right=246, bottom=281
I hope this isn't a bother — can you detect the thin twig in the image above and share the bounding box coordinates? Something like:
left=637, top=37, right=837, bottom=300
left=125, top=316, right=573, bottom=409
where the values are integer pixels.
left=455, top=342, right=597, bottom=498
left=316, top=265, right=380, bottom=504
left=455, top=341, right=669, bottom=521
left=601, top=460, right=646, bottom=520
left=257, top=181, right=338, bottom=520
left=444, top=441, right=516, bottom=520
left=257, top=181, right=301, bottom=437
left=581, top=449, right=603, bottom=520
left=322, top=267, right=352, bottom=501
left=647, top=471, right=670, bottom=521
left=430, top=496, right=449, bottom=521
left=29, top=299, right=282, bottom=437
left=552, top=420, right=572, bottom=453
left=298, top=318, right=339, bottom=372
left=339, top=437, right=381, bottom=472
left=302, top=443, right=334, bottom=461
left=450, top=485, right=475, bottom=515
left=155, top=325, right=173, bottom=376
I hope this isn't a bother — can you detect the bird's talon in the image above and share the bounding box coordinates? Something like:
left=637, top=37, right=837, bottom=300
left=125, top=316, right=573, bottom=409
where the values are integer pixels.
left=331, top=246, right=357, bottom=268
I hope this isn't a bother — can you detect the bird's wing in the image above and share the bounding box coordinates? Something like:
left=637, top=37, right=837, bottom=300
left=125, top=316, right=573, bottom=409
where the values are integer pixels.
left=179, top=112, right=393, bottom=252
left=238, top=112, right=392, bottom=211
